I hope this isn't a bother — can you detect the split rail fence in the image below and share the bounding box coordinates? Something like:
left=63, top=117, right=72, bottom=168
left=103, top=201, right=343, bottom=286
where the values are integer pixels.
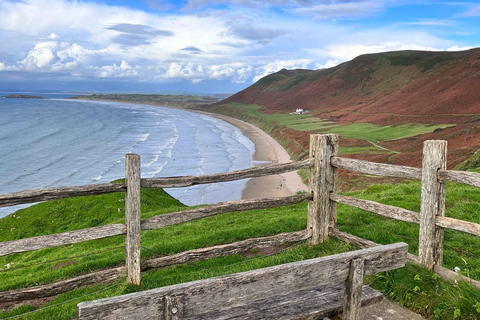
left=1, top=134, right=480, bottom=303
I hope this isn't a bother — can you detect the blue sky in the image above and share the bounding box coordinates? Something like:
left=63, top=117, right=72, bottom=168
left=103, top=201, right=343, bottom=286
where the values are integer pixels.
left=0, top=0, right=479, bottom=94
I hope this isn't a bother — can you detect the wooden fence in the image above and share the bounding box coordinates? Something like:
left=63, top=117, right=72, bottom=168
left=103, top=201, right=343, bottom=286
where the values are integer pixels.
left=1, top=134, right=480, bottom=298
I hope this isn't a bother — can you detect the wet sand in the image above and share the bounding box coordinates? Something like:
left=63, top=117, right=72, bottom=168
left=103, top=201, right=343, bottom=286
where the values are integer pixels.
left=195, top=112, right=308, bottom=199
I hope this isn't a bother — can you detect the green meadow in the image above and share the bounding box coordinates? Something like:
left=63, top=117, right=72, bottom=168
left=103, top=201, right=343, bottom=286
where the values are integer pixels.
left=204, top=103, right=453, bottom=155
left=1, top=176, right=480, bottom=319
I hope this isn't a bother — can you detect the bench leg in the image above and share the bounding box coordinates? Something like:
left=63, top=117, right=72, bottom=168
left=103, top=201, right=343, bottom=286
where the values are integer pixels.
left=342, top=258, right=365, bottom=320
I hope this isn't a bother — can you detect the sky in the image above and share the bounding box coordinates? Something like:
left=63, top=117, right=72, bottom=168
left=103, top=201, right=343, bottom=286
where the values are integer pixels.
left=0, top=0, right=479, bottom=94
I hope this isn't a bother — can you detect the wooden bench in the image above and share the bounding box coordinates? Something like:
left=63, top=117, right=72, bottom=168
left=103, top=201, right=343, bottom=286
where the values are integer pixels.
left=77, top=242, right=408, bottom=320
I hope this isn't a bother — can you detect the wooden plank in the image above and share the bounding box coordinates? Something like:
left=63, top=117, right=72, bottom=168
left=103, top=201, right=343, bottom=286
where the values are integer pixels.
left=142, top=230, right=309, bottom=270
left=419, top=140, right=447, bottom=270
left=436, top=216, right=480, bottom=237
left=308, top=134, right=338, bottom=244
left=331, top=157, right=422, bottom=180
left=125, top=154, right=141, bottom=286
left=329, top=228, right=419, bottom=264
left=438, top=170, right=480, bottom=188
left=0, top=183, right=127, bottom=208
left=141, top=159, right=313, bottom=188
left=77, top=243, right=408, bottom=320
left=0, top=224, right=126, bottom=257
left=343, top=258, right=365, bottom=320
left=187, top=283, right=382, bottom=320
left=330, top=193, right=420, bottom=224
left=329, top=228, right=378, bottom=249
left=141, top=194, right=311, bottom=230
left=433, top=265, right=480, bottom=291
left=0, top=266, right=126, bottom=302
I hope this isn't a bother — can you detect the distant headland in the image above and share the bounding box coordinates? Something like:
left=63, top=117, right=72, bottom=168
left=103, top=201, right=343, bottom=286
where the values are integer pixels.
left=69, top=94, right=219, bottom=109
left=2, top=94, right=48, bottom=99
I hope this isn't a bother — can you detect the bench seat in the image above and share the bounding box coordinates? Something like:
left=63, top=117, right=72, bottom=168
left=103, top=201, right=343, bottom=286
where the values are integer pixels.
left=192, top=283, right=382, bottom=320
left=77, top=242, right=407, bottom=320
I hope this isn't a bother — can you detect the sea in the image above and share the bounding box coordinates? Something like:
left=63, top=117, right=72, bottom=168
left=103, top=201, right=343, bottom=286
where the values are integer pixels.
left=0, top=94, right=255, bottom=218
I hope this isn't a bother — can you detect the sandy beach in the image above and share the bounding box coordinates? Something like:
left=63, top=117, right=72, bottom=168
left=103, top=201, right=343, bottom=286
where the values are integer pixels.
left=196, top=112, right=308, bottom=199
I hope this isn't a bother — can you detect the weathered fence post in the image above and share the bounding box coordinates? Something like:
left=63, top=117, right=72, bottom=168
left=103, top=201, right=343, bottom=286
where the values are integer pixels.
left=419, top=140, right=447, bottom=270
left=125, top=154, right=141, bottom=285
left=343, top=258, right=365, bottom=320
left=308, top=134, right=338, bottom=244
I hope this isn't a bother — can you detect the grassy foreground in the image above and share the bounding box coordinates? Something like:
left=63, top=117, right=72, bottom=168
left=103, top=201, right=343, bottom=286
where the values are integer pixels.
left=1, top=178, right=480, bottom=319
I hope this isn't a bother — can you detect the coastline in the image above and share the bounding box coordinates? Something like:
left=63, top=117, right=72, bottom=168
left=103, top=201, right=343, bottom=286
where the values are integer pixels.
left=185, top=110, right=308, bottom=199
left=70, top=97, right=308, bottom=199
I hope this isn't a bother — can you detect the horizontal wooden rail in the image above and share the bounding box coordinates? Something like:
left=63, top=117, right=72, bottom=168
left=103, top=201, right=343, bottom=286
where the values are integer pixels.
left=434, top=265, right=480, bottom=290
left=330, top=193, right=420, bottom=224
left=142, top=230, right=309, bottom=270
left=329, top=228, right=419, bottom=265
left=332, top=194, right=480, bottom=237
left=0, top=183, right=127, bottom=208
left=0, top=267, right=127, bottom=303
left=0, top=224, right=126, bottom=257
left=0, top=231, right=309, bottom=302
left=438, top=170, right=480, bottom=188
left=141, top=193, right=312, bottom=230
left=141, top=159, right=313, bottom=188
left=329, top=228, right=480, bottom=290
left=436, top=216, right=480, bottom=237
left=331, top=157, right=422, bottom=180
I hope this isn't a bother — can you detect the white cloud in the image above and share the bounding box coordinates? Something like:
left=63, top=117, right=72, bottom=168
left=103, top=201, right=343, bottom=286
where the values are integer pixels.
left=52, top=60, right=78, bottom=71
left=0, top=37, right=100, bottom=73
left=0, top=61, right=4, bottom=71
left=20, top=41, right=58, bottom=69
left=460, top=4, right=480, bottom=17
left=446, top=45, right=473, bottom=51
left=408, top=19, right=457, bottom=27
left=233, top=65, right=253, bottom=83
left=164, top=62, right=202, bottom=79
left=48, top=32, right=60, bottom=39
left=253, top=59, right=313, bottom=82
left=293, top=1, right=386, bottom=20
left=160, top=61, right=253, bottom=83
left=98, top=60, right=137, bottom=78
left=316, top=59, right=339, bottom=69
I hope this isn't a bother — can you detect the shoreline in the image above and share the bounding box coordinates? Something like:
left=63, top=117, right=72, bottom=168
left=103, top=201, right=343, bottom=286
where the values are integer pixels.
left=197, top=112, right=308, bottom=199
left=70, top=97, right=308, bottom=199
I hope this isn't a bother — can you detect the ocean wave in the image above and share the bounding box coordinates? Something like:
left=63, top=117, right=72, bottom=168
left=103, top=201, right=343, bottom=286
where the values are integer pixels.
left=138, top=132, right=150, bottom=143
left=143, top=121, right=179, bottom=176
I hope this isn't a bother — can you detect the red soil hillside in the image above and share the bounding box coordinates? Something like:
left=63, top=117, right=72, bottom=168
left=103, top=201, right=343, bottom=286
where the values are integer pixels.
left=213, top=48, right=480, bottom=172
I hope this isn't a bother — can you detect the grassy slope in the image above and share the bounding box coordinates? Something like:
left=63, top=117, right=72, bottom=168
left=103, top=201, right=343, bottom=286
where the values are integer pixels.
left=1, top=178, right=480, bottom=319
left=199, top=103, right=452, bottom=157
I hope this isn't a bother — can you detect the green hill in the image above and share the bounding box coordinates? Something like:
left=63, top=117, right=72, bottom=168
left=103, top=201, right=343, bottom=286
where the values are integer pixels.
left=198, top=48, right=480, bottom=173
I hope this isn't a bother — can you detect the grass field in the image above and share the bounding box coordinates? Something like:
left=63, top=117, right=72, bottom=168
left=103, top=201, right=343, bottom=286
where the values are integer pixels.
left=204, top=103, right=453, bottom=156
left=1, top=176, right=480, bottom=319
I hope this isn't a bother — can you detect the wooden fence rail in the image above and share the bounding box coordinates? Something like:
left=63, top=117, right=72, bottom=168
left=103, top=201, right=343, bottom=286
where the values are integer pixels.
left=1, top=133, right=480, bottom=297
left=331, top=157, right=422, bottom=180
left=141, top=159, right=313, bottom=188
left=0, top=183, right=127, bottom=207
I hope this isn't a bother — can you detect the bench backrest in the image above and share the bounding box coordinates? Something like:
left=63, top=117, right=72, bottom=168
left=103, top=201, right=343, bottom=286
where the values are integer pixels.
left=77, top=242, right=408, bottom=320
